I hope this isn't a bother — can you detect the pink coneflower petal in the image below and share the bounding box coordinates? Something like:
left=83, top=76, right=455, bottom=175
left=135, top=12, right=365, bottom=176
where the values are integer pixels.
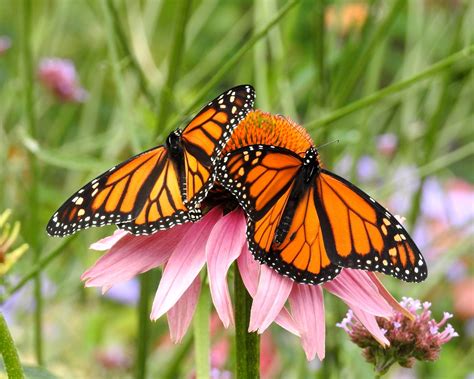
left=324, top=269, right=392, bottom=317
left=289, top=283, right=326, bottom=360
left=249, top=266, right=294, bottom=334
left=206, top=209, right=247, bottom=328
left=167, top=276, right=201, bottom=343
left=82, top=224, right=192, bottom=288
left=351, top=305, right=390, bottom=346
left=151, top=208, right=222, bottom=320
left=90, top=229, right=129, bottom=251
left=237, top=247, right=300, bottom=336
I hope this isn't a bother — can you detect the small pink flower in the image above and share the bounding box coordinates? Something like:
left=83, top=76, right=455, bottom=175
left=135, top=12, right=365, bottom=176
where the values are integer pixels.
left=376, top=133, right=398, bottom=157
left=0, top=36, right=11, bottom=56
left=83, top=208, right=410, bottom=360
left=338, top=297, right=458, bottom=373
left=38, top=58, right=88, bottom=102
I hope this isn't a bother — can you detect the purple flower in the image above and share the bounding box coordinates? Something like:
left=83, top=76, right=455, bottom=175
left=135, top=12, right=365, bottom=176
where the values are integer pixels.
left=82, top=208, right=408, bottom=361
left=103, top=278, right=140, bottom=306
left=38, top=58, right=88, bottom=102
left=338, top=297, right=458, bottom=374
left=0, top=36, right=11, bottom=56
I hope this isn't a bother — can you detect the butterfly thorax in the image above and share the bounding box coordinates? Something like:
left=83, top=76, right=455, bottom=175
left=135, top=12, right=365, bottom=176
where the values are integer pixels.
left=302, top=147, right=321, bottom=184
left=166, top=129, right=184, bottom=158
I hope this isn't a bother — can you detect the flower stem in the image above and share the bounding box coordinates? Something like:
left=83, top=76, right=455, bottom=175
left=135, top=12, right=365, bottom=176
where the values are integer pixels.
left=21, top=0, right=43, bottom=365
left=135, top=271, right=153, bottom=379
left=193, top=286, right=210, bottom=379
left=234, top=265, right=260, bottom=379
left=0, top=313, right=25, bottom=378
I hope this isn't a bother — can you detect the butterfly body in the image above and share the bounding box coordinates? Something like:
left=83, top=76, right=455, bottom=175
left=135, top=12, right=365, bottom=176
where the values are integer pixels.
left=218, top=143, right=428, bottom=284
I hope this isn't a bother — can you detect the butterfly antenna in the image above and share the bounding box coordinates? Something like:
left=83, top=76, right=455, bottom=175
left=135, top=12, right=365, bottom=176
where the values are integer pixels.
left=316, top=139, right=339, bottom=150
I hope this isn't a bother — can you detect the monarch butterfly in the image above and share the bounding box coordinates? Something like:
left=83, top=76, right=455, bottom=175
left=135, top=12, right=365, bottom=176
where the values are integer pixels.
left=47, top=84, right=255, bottom=237
left=217, top=115, right=428, bottom=284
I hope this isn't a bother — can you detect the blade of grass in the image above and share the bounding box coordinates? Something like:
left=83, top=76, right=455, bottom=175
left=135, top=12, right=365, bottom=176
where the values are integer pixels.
left=106, top=0, right=157, bottom=112
left=305, top=44, right=474, bottom=131
left=331, top=0, right=406, bottom=106
left=100, top=0, right=141, bottom=153
left=163, top=0, right=300, bottom=135
left=154, top=0, right=193, bottom=138
left=20, top=0, right=43, bottom=365
left=135, top=271, right=153, bottom=379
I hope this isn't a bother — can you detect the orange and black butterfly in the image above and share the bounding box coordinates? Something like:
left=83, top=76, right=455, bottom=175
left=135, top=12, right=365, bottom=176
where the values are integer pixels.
left=217, top=134, right=427, bottom=284
left=47, top=85, right=255, bottom=237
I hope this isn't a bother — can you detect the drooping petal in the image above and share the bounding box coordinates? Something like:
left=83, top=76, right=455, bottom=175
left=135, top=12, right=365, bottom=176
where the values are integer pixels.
left=289, top=283, right=325, bottom=361
left=206, top=208, right=247, bottom=328
left=351, top=305, right=390, bottom=346
left=151, top=208, right=222, bottom=320
left=249, top=265, right=293, bottom=334
left=167, top=276, right=201, bottom=343
left=89, top=229, right=129, bottom=251
left=366, top=272, right=414, bottom=320
left=237, top=246, right=300, bottom=336
left=82, top=223, right=192, bottom=288
left=324, top=269, right=392, bottom=318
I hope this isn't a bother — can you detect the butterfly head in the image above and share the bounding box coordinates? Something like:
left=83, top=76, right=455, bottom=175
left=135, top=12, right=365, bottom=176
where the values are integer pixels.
left=166, top=129, right=184, bottom=156
left=302, top=147, right=321, bottom=183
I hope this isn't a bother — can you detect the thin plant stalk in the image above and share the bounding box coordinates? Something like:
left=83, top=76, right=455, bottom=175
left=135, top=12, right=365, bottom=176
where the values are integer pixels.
left=193, top=286, right=211, bottom=379
left=0, top=313, right=25, bottom=379
left=305, top=44, right=474, bottom=131
left=234, top=265, right=260, bottom=379
left=0, top=235, right=78, bottom=304
left=135, top=271, right=153, bottom=379
left=21, top=0, right=43, bottom=365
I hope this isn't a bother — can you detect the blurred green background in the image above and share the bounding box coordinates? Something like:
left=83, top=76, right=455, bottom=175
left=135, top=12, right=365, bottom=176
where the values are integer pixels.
left=0, top=0, right=473, bottom=378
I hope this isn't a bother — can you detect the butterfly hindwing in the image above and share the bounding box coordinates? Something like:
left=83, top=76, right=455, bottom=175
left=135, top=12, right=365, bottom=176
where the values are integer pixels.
left=218, top=145, right=341, bottom=284
left=315, top=170, right=428, bottom=282
left=182, top=85, right=255, bottom=206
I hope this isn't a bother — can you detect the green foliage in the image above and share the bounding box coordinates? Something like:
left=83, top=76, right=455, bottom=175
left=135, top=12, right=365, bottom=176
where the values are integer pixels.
left=0, top=0, right=472, bottom=378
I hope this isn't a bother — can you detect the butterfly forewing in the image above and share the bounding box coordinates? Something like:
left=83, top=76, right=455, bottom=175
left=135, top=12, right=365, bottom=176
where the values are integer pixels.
left=182, top=85, right=256, bottom=207
left=315, top=170, right=428, bottom=282
left=47, top=146, right=168, bottom=236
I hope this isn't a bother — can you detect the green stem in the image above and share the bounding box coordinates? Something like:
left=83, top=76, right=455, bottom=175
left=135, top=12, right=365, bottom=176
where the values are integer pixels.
left=0, top=235, right=78, bottom=304
left=161, top=334, right=193, bottom=379
left=155, top=0, right=193, bottom=137
left=193, top=287, right=210, bottom=379
left=135, top=271, right=153, bottom=379
left=106, top=0, right=157, bottom=112
left=234, top=265, right=260, bottom=379
left=164, top=0, right=300, bottom=135
left=306, top=44, right=474, bottom=131
left=0, top=313, right=25, bottom=379
left=21, top=0, right=43, bottom=365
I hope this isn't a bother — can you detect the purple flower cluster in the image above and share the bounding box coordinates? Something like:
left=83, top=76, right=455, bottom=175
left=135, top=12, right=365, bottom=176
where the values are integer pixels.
left=0, top=36, right=11, bottom=56
left=38, top=58, right=87, bottom=102
left=337, top=297, right=458, bottom=374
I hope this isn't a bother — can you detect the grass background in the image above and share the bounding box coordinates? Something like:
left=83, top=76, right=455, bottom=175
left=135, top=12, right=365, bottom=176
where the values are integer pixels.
left=0, top=0, right=473, bottom=378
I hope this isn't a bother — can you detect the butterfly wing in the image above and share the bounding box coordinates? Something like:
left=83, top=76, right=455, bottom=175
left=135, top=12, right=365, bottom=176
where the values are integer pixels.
left=315, top=170, right=428, bottom=282
left=181, top=84, right=255, bottom=206
left=217, top=145, right=341, bottom=284
left=47, top=146, right=201, bottom=237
